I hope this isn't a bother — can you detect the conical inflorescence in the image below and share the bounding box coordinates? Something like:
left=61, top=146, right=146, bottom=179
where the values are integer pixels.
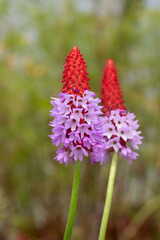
left=101, top=59, right=126, bottom=115
left=49, top=47, right=105, bottom=165
left=61, top=46, right=90, bottom=96
left=101, top=59, right=142, bottom=163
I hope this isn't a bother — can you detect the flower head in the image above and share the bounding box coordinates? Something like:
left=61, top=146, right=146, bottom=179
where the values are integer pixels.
left=101, top=59, right=142, bottom=163
left=49, top=47, right=104, bottom=165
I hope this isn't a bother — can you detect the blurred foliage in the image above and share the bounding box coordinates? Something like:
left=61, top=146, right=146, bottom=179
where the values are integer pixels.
left=0, top=0, right=160, bottom=239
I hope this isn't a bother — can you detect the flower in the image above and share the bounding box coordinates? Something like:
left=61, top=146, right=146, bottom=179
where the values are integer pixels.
left=49, top=47, right=104, bottom=165
left=101, top=59, right=142, bottom=163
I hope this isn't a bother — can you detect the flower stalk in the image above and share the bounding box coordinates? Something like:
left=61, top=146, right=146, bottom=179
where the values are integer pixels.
left=63, top=160, right=82, bottom=240
left=98, top=152, right=118, bottom=240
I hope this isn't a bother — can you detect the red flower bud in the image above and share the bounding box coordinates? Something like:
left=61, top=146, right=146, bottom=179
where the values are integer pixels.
left=101, top=59, right=126, bottom=114
left=61, top=46, right=90, bottom=96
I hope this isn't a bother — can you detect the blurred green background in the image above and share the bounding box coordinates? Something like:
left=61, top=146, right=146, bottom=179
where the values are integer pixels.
left=0, top=0, right=160, bottom=239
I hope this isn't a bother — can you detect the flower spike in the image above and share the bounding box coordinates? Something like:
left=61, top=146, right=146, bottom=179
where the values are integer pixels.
left=49, top=47, right=104, bottom=165
left=101, top=59, right=142, bottom=163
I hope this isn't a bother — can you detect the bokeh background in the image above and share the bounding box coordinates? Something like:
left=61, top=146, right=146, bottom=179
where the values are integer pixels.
left=0, top=0, right=160, bottom=239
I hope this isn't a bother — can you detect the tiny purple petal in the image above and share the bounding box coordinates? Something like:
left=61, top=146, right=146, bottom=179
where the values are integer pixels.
left=70, top=145, right=88, bottom=162
left=117, top=125, right=134, bottom=141
left=103, top=124, right=116, bottom=139
left=70, top=108, right=83, bottom=121
left=105, top=137, right=121, bottom=152
left=110, top=109, right=120, bottom=120
left=83, top=137, right=92, bottom=149
left=77, top=124, right=90, bottom=138
left=65, top=118, right=79, bottom=131
left=69, top=131, right=81, bottom=144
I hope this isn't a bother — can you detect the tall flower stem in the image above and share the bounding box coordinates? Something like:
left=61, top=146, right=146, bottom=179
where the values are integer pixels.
left=63, top=160, right=82, bottom=240
left=98, top=152, right=118, bottom=240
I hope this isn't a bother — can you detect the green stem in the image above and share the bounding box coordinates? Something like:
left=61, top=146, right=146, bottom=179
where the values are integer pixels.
left=98, top=152, right=118, bottom=240
left=63, top=160, right=82, bottom=240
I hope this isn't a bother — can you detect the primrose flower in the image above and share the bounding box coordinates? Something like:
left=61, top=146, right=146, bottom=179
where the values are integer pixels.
left=101, top=59, right=142, bottom=163
left=49, top=46, right=104, bottom=165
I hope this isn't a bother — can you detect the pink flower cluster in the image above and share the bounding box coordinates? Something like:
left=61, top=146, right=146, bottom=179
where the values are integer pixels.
left=49, top=90, right=104, bottom=165
left=102, top=109, right=143, bottom=163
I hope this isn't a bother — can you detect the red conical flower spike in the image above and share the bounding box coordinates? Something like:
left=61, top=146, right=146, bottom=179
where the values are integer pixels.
left=61, top=46, right=90, bottom=96
left=101, top=59, right=126, bottom=114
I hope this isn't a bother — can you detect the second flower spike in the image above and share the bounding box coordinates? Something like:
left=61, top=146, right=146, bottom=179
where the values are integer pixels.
left=101, top=59, right=142, bottom=163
